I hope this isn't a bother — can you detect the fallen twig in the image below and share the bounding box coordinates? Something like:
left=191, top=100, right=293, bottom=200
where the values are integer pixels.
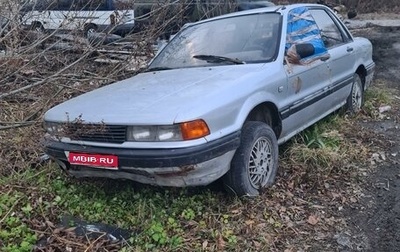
left=0, top=121, right=35, bottom=130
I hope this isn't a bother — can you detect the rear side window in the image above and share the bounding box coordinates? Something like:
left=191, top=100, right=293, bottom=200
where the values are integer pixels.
left=309, top=9, right=347, bottom=48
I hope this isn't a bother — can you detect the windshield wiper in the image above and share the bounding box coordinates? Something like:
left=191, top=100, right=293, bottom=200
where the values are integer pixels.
left=193, top=54, right=245, bottom=65
left=145, top=67, right=172, bottom=72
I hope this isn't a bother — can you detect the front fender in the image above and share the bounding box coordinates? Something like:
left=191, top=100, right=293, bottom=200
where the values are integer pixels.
left=203, top=90, right=281, bottom=143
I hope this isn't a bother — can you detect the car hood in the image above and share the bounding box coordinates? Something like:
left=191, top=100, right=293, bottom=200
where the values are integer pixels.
left=45, top=65, right=268, bottom=125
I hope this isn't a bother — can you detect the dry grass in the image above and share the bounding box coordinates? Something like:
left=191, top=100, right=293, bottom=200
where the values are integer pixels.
left=0, top=43, right=149, bottom=174
left=0, top=3, right=159, bottom=175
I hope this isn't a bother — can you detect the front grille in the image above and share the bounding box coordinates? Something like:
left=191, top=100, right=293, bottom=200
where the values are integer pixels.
left=66, top=124, right=127, bottom=144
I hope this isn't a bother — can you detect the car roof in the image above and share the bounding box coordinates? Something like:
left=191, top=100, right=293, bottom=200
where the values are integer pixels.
left=189, top=3, right=330, bottom=25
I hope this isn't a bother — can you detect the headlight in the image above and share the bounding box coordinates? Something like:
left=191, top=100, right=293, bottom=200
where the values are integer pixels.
left=44, top=121, right=64, bottom=135
left=127, top=125, right=181, bottom=141
left=126, top=120, right=210, bottom=142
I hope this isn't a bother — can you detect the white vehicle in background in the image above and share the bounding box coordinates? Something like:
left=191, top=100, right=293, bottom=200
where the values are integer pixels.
left=20, top=0, right=135, bottom=37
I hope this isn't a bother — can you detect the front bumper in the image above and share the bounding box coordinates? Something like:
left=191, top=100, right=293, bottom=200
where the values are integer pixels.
left=45, top=131, right=240, bottom=187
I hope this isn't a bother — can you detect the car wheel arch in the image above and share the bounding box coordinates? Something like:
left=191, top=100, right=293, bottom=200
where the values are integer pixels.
left=84, top=23, right=97, bottom=37
left=244, top=102, right=282, bottom=138
left=356, top=65, right=367, bottom=89
left=30, top=21, right=44, bottom=31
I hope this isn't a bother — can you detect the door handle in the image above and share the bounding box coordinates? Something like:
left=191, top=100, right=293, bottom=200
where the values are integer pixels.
left=347, top=47, right=354, bottom=52
left=320, top=55, right=330, bottom=61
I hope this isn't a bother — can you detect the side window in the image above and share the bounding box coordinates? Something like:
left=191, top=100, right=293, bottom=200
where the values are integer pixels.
left=309, top=9, right=345, bottom=48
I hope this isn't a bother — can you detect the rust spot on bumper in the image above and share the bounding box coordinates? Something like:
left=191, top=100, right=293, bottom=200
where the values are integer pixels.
left=154, top=165, right=196, bottom=177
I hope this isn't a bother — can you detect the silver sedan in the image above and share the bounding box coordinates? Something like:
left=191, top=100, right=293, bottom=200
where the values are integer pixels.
left=43, top=4, right=375, bottom=196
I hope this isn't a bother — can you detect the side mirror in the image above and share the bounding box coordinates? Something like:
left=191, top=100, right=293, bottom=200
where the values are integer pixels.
left=295, top=43, right=315, bottom=59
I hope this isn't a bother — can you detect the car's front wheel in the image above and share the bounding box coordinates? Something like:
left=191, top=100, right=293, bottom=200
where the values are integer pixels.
left=223, top=121, right=278, bottom=196
left=346, top=73, right=364, bottom=114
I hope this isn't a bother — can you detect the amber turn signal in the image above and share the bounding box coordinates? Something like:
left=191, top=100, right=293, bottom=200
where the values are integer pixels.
left=180, top=120, right=210, bottom=140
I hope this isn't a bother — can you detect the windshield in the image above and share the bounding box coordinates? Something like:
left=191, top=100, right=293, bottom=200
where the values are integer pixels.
left=149, top=13, right=281, bottom=70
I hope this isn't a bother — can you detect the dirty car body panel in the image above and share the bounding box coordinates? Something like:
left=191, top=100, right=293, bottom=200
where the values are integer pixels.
left=43, top=4, right=375, bottom=194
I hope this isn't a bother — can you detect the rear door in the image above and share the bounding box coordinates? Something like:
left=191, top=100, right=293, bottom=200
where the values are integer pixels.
left=309, top=7, right=356, bottom=109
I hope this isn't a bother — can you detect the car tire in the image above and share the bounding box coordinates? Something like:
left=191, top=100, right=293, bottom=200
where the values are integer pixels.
left=223, top=121, right=278, bottom=197
left=31, top=22, right=44, bottom=33
left=346, top=73, right=364, bottom=114
left=84, top=24, right=97, bottom=37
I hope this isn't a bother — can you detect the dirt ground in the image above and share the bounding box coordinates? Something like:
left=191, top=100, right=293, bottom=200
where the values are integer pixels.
left=339, top=19, right=400, bottom=251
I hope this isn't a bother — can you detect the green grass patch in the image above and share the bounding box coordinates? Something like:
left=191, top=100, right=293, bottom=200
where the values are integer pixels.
left=0, top=187, right=37, bottom=252
left=0, top=166, right=272, bottom=251
left=363, top=84, right=394, bottom=118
